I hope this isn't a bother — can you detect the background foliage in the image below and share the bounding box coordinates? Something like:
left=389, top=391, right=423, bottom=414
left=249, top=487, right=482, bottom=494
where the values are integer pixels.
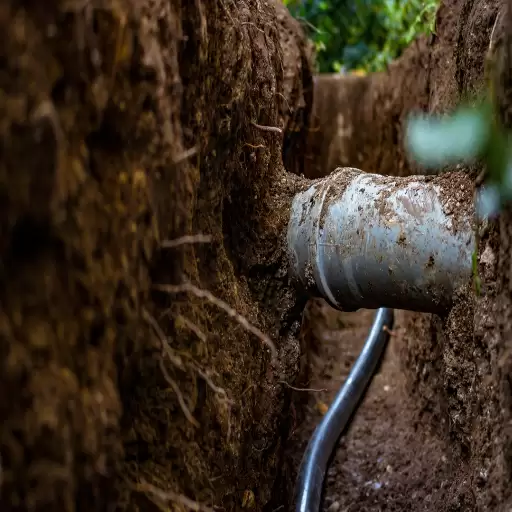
left=283, top=0, right=439, bottom=73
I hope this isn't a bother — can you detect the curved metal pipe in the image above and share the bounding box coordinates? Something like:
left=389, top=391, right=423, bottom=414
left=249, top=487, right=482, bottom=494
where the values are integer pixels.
left=287, top=168, right=474, bottom=313
left=294, top=307, right=394, bottom=512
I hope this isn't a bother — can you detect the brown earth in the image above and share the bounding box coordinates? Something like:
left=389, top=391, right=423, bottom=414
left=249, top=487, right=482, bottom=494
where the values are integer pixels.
left=3, top=0, right=512, bottom=511
left=304, top=40, right=430, bottom=180
left=287, top=307, right=470, bottom=512
left=0, top=0, right=315, bottom=511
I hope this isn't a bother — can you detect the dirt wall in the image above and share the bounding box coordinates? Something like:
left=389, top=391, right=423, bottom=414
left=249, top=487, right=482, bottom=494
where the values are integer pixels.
left=304, top=40, right=430, bottom=179
left=294, top=0, right=512, bottom=509
left=402, top=0, right=511, bottom=509
left=0, top=1, right=314, bottom=510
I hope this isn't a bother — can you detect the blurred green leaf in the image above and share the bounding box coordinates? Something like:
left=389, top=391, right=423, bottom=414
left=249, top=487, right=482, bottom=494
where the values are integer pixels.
left=476, top=185, right=501, bottom=219
left=405, top=96, right=512, bottom=218
left=405, top=107, right=490, bottom=169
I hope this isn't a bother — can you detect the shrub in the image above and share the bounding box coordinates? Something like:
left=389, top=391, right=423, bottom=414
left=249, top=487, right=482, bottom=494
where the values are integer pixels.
left=283, top=0, right=438, bottom=73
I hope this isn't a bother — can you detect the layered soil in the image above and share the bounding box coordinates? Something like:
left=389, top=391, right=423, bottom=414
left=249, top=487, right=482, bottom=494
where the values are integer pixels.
left=0, top=0, right=314, bottom=510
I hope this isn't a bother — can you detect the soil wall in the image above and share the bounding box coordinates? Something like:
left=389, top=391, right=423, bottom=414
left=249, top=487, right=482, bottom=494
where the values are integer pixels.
left=4, top=0, right=512, bottom=510
left=295, top=0, right=512, bottom=509
left=0, top=1, right=314, bottom=510
left=403, top=0, right=510, bottom=508
left=304, top=40, right=430, bottom=179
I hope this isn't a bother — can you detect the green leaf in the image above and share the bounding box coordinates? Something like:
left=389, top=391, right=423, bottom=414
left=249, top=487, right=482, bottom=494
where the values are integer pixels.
left=476, top=185, right=502, bottom=220
left=284, top=0, right=440, bottom=73
left=405, top=108, right=490, bottom=169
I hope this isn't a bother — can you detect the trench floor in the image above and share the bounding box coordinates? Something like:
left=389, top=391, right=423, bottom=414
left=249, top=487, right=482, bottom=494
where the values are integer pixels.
left=290, top=307, right=462, bottom=511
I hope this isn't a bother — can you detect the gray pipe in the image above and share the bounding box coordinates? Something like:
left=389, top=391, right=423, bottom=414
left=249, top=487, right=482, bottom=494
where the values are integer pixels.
left=287, top=168, right=474, bottom=314
left=294, top=307, right=394, bottom=512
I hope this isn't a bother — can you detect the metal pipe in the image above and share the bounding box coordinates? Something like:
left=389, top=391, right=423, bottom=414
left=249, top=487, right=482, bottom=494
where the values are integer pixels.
left=287, top=168, right=474, bottom=314
left=294, top=307, right=394, bottom=512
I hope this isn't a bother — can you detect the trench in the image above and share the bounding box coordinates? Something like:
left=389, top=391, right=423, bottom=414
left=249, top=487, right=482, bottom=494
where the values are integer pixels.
left=1, top=0, right=512, bottom=511
left=274, top=307, right=462, bottom=512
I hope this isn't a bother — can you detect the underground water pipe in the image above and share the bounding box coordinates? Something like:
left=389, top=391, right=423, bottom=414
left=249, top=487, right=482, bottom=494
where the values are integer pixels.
left=287, top=167, right=475, bottom=314
left=288, top=167, right=475, bottom=511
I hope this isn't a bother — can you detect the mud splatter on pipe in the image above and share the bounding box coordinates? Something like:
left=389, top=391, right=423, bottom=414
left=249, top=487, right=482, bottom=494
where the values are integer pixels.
left=287, top=168, right=475, bottom=314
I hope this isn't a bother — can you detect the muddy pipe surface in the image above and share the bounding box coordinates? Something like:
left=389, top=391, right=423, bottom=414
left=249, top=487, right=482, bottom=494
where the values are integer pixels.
left=287, top=168, right=474, bottom=313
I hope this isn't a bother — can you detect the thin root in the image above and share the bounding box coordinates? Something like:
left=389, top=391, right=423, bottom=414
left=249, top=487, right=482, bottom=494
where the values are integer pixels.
left=173, top=146, right=199, bottom=164
left=192, top=363, right=234, bottom=441
left=142, top=309, right=199, bottom=427
left=243, top=143, right=266, bottom=149
left=161, top=234, right=212, bottom=249
left=219, top=0, right=235, bottom=26
left=135, top=481, right=213, bottom=512
left=159, top=359, right=200, bottom=428
left=276, top=92, right=291, bottom=113
left=143, top=309, right=184, bottom=368
left=382, top=325, right=397, bottom=336
left=154, top=281, right=278, bottom=361
left=241, top=22, right=265, bottom=34
left=160, top=357, right=199, bottom=428
left=145, top=308, right=234, bottom=434
left=489, top=9, right=502, bottom=52
left=279, top=380, right=327, bottom=393
left=241, top=383, right=256, bottom=397
left=251, top=121, right=283, bottom=135
left=176, top=314, right=208, bottom=343
left=193, top=364, right=231, bottom=402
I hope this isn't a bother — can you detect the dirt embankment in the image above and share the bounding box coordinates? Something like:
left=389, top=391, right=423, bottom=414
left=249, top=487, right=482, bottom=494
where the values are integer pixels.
left=286, top=0, right=512, bottom=510
left=304, top=40, right=430, bottom=180
left=302, top=0, right=502, bottom=182
left=403, top=0, right=510, bottom=508
left=0, top=1, right=315, bottom=510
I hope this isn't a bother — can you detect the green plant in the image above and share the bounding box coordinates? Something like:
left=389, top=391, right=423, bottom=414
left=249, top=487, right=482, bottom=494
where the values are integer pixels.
left=406, top=98, right=512, bottom=218
left=405, top=91, right=512, bottom=296
left=283, top=0, right=439, bottom=73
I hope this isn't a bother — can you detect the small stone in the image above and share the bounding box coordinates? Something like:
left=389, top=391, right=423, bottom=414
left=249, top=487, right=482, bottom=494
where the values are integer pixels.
left=480, top=244, right=495, bottom=268
left=327, top=502, right=341, bottom=511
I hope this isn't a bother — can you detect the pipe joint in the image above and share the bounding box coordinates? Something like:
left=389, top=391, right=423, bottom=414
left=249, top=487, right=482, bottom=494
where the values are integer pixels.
left=287, top=168, right=474, bottom=314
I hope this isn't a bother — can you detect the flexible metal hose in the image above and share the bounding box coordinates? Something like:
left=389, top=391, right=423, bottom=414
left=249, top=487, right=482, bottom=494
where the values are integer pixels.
left=294, top=307, right=394, bottom=512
